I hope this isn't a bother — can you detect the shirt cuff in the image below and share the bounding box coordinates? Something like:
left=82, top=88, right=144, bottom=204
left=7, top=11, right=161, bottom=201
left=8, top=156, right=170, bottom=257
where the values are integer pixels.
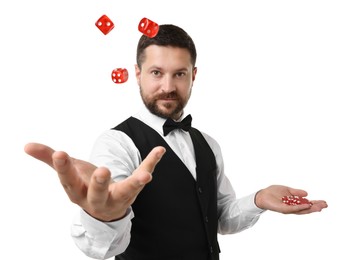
left=79, top=207, right=133, bottom=236
left=240, top=192, right=266, bottom=214
left=71, top=207, right=133, bottom=259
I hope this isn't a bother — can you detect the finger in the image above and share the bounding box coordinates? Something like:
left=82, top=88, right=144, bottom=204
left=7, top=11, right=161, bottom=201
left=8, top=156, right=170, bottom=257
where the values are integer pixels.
left=281, top=203, right=312, bottom=214
left=24, top=142, right=56, bottom=168
left=281, top=199, right=328, bottom=214
left=87, top=167, right=111, bottom=207
left=52, top=151, right=84, bottom=201
left=287, top=187, right=308, bottom=197
left=309, top=200, right=328, bottom=212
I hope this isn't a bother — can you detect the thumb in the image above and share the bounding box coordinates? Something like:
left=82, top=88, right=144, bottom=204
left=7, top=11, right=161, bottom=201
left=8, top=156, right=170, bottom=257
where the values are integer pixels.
left=139, top=146, right=166, bottom=174
left=288, top=187, right=308, bottom=197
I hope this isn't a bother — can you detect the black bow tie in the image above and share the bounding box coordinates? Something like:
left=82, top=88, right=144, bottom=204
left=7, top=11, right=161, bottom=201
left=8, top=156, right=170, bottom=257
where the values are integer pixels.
left=163, top=114, right=192, bottom=136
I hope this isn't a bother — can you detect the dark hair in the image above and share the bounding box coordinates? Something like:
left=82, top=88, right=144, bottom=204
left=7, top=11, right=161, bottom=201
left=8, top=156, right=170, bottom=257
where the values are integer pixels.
left=136, top=24, right=197, bottom=69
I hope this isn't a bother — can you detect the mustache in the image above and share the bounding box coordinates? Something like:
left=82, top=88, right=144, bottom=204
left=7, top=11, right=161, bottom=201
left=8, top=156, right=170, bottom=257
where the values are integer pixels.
left=156, top=92, right=178, bottom=99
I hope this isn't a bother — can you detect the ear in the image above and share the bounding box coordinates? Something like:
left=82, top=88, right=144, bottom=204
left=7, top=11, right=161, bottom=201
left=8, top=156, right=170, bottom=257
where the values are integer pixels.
left=192, top=67, right=197, bottom=83
left=135, top=64, right=141, bottom=85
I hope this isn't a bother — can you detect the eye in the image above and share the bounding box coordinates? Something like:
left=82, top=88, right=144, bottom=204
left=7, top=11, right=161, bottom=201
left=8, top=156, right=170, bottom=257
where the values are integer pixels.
left=176, top=72, right=186, bottom=78
left=151, top=70, right=161, bottom=76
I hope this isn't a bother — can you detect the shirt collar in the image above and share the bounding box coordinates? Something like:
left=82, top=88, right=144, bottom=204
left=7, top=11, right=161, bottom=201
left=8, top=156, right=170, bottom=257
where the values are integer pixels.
left=133, top=104, right=189, bottom=136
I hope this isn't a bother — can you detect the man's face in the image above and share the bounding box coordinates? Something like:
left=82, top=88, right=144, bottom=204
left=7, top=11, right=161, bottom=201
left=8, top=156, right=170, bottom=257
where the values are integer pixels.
left=135, top=45, right=197, bottom=120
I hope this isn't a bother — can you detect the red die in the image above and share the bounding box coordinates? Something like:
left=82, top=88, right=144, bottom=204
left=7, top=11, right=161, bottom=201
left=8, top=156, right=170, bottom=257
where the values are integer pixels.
left=138, top=17, right=159, bottom=38
left=282, top=195, right=311, bottom=205
left=111, top=68, right=128, bottom=84
left=95, top=14, right=114, bottom=35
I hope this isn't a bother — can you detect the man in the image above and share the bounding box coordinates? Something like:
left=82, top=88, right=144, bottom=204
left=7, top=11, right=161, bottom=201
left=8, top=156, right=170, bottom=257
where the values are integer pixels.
left=24, top=24, right=328, bottom=260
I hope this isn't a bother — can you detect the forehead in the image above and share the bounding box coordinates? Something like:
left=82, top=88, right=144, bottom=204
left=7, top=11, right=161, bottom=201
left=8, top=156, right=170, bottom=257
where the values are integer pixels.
left=142, top=45, right=192, bottom=69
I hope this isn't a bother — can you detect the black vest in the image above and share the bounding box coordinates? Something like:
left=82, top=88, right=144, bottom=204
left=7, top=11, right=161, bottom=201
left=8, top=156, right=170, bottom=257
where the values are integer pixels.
left=113, top=117, right=220, bottom=260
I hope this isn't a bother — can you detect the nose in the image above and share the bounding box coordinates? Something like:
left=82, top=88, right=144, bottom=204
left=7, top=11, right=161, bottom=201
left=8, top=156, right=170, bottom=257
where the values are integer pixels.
left=161, top=75, right=176, bottom=93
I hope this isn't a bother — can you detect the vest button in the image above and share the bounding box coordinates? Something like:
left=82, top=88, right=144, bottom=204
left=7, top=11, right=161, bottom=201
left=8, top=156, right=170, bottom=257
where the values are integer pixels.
left=198, top=187, right=203, bottom=193
left=205, top=216, right=209, bottom=222
left=210, top=246, right=213, bottom=253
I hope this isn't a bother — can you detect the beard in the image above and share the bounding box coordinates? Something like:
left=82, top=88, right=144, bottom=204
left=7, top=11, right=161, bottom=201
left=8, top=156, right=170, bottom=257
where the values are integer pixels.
left=140, top=87, right=190, bottom=119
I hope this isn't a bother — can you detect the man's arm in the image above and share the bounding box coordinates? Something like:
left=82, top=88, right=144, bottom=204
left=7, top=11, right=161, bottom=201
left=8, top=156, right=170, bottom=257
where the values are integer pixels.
left=24, top=142, right=165, bottom=258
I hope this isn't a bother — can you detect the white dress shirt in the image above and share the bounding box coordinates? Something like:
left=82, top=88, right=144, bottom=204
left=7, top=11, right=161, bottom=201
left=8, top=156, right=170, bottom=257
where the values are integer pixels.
left=70, top=106, right=265, bottom=260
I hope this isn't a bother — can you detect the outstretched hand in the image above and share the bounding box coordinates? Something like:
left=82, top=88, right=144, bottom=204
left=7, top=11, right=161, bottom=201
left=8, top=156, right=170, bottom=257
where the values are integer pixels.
left=255, top=185, right=328, bottom=214
left=24, top=143, right=166, bottom=221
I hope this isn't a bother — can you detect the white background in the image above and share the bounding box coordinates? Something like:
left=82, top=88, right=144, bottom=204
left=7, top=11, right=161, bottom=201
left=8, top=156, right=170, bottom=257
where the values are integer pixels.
left=1, top=0, right=347, bottom=259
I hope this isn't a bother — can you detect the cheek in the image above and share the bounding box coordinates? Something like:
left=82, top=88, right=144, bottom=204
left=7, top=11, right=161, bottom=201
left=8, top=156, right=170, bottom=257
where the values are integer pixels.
left=142, top=77, right=162, bottom=93
left=140, top=81, right=160, bottom=99
left=179, top=85, right=192, bottom=98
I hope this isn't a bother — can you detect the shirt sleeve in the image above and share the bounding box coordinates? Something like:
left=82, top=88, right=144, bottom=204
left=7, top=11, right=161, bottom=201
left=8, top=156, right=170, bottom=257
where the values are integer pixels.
left=202, top=132, right=266, bottom=235
left=70, top=130, right=141, bottom=259
left=71, top=208, right=134, bottom=259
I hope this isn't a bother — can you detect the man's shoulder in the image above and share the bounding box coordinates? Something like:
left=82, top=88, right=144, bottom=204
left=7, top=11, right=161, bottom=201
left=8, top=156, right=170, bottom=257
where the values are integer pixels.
left=111, top=116, right=141, bottom=130
left=199, top=130, right=221, bottom=151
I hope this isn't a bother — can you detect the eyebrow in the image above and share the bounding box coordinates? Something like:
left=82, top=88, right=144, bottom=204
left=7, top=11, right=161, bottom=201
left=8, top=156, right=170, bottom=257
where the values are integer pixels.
left=147, top=66, right=189, bottom=72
